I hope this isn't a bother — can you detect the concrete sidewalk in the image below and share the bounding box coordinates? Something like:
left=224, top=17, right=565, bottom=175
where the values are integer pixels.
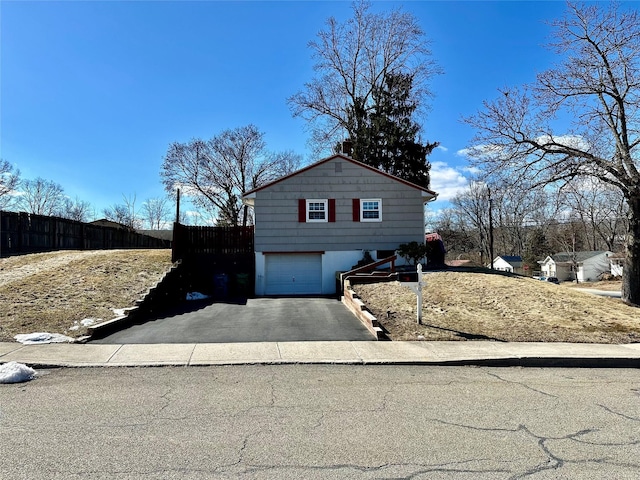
left=2, top=341, right=640, bottom=368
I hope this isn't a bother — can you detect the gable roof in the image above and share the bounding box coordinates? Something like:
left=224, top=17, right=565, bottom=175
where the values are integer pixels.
left=551, top=251, right=609, bottom=263
left=497, top=255, right=523, bottom=266
left=90, top=218, right=131, bottom=230
left=242, top=154, right=438, bottom=198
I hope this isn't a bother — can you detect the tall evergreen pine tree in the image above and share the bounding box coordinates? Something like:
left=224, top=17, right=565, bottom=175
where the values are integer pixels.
left=343, top=73, right=437, bottom=189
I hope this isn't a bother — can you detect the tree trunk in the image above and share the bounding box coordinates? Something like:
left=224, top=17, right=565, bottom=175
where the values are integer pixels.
left=622, top=195, right=640, bottom=306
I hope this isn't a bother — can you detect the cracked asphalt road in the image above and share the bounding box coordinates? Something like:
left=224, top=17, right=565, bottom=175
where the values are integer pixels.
left=2, top=365, right=640, bottom=479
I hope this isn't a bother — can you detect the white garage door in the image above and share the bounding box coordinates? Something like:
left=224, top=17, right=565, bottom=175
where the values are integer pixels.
left=265, top=254, right=322, bottom=295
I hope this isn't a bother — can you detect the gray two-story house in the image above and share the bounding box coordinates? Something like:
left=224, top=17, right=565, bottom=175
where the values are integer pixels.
left=242, top=154, right=437, bottom=295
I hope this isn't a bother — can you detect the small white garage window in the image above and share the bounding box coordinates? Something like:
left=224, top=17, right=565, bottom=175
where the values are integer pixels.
left=360, top=199, right=382, bottom=222
left=307, top=199, right=328, bottom=222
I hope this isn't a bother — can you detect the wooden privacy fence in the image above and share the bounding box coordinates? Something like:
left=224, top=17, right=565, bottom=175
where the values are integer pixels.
left=172, top=223, right=254, bottom=261
left=0, top=211, right=170, bottom=257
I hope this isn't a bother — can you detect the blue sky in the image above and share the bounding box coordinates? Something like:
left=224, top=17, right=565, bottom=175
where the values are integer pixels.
left=2, top=0, right=575, bottom=219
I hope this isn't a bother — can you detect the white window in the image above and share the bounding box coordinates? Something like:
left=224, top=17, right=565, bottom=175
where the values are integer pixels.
left=307, top=199, right=328, bottom=222
left=361, top=199, right=382, bottom=222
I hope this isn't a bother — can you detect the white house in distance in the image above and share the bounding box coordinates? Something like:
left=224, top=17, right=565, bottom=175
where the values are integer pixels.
left=242, top=154, right=437, bottom=296
left=488, top=255, right=524, bottom=275
left=538, top=251, right=613, bottom=282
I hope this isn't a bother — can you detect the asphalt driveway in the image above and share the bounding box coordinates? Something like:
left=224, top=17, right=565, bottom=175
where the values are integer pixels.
left=92, top=297, right=375, bottom=344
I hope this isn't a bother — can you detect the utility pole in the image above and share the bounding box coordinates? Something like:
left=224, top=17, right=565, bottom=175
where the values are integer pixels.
left=488, top=187, right=494, bottom=270
left=175, top=188, right=181, bottom=224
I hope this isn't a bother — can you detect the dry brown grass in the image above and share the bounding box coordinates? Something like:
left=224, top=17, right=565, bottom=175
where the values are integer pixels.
left=568, top=280, right=623, bottom=291
left=3, top=253, right=637, bottom=345
left=0, top=250, right=173, bottom=342
left=353, top=271, right=640, bottom=344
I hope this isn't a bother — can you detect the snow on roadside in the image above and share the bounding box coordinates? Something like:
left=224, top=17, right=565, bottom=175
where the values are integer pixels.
left=0, top=362, right=37, bottom=383
left=14, top=332, right=75, bottom=345
left=69, top=318, right=100, bottom=331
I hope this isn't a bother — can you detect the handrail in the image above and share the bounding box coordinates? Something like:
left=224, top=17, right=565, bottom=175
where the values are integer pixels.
left=342, top=254, right=397, bottom=277
left=339, top=255, right=397, bottom=295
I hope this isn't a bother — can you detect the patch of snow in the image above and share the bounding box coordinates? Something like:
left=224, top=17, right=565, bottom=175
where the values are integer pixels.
left=0, top=362, right=37, bottom=383
left=14, top=332, right=75, bottom=345
left=112, top=308, right=127, bottom=317
left=69, top=318, right=101, bottom=331
left=186, top=292, right=210, bottom=301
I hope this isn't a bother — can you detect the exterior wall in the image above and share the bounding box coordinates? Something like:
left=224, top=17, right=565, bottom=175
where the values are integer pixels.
left=320, top=251, right=366, bottom=293
left=540, top=260, right=554, bottom=278
left=541, top=260, right=572, bottom=281
left=492, top=257, right=514, bottom=273
left=579, top=252, right=613, bottom=282
left=254, top=250, right=371, bottom=296
left=555, top=265, right=573, bottom=281
left=255, top=252, right=266, bottom=295
left=252, top=157, right=427, bottom=253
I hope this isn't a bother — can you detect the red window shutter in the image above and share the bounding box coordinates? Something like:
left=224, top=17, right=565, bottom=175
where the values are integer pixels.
left=352, top=199, right=360, bottom=222
left=328, top=199, right=336, bottom=222
left=298, top=199, right=306, bottom=222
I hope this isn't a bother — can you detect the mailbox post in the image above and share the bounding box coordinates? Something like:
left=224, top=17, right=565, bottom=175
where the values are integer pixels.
left=404, top=263, right=425, bottom=324
left=415, top=264, right=424, bottom=324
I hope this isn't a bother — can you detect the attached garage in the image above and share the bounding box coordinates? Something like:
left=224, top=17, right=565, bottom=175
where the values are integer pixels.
left=264, top=253, right=322, bottom=295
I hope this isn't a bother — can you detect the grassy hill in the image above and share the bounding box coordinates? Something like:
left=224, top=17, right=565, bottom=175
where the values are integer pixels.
left=2, top=251, right=637, bottom=344
left=354, top=271, right=640, bottom=343
left=0, top=250, right=173, bottom=342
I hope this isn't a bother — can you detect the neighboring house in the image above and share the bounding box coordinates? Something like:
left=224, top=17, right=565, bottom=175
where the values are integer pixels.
left=136, top=229, right=174, bottom=243
left=425, top=232, right=446, bottom=268
left=610, top=252, right=625, bottom=277
left=538, top=251, right=613, bottom=282
left=489, top=255, right=524, bottom=275
left=90, top=219, right=132, bottom=230
left=242, top=154, right=437, bottom=295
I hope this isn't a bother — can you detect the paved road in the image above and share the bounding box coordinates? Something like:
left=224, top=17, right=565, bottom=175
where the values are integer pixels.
left=3, top=365, right=640, bottom=479
left=92, top=297, right=375, bottom=344
left=578, top=288, right=622, bottom=298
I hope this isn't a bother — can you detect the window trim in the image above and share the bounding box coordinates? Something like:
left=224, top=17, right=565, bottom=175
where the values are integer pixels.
left=306, top=199, right=328, bottom=223
left=360, top=198, right=382, bottom=222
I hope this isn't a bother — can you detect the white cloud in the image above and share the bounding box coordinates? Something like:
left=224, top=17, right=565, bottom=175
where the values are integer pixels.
left=435, top=145, right=448, bottom=153
left=429, top=161, right=471, bottom=202
left=458, top=135, right=590, bottom=161
left=536, top=134, right=590, bottom=151
left=462, top=166, right=481, bottom=175
left=456, top=144, right=506, bottom=159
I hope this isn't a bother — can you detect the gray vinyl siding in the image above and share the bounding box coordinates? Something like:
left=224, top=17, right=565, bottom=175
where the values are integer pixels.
left=253, top=158, right=427, bottom=252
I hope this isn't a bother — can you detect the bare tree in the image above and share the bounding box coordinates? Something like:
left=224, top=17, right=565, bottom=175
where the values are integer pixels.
left=103, top=194, right=142, bottom=229
left=142, top=197, right=171, bottom=230
left=18, top=177, right=66, bottom=216
left=558, top=177, right=628, bottom=251
left=491, top=182, right=550, bottom=258
left=288, top=0, right=438, bottom=156
left=431, top=207, right=482, bottom=263
left=465, top=2, right=640, bottom=305
left=59, top=197, right=93, bottom=223
left=0, top=159, right=20, bottom=210
left=161, top=125, right=301, bottom=226
left=451, top=182, right=492, bottom=265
